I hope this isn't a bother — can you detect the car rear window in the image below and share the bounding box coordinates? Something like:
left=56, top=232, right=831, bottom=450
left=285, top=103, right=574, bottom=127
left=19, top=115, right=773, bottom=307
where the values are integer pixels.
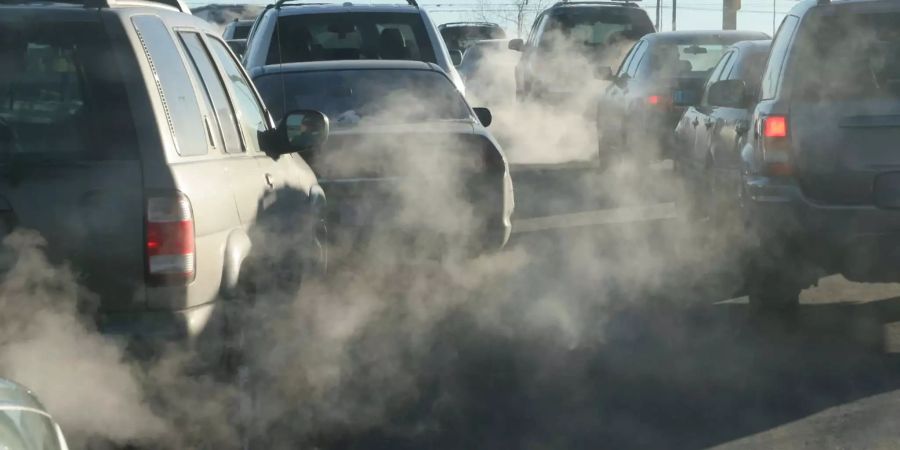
left=440, top=25, right=506, bottom=50
left=539, top=8, right=653, bottom=50
left=0, top=19, right=137, bottom=162
left=267, top=12, right=436, bottom=65
left=792, top=10, right=900, bottom=101
left=232, top=23, right=252, bottom=40
left=255, top=69, right=469, bottom=126
left=640, top=43, right=730, bottom=79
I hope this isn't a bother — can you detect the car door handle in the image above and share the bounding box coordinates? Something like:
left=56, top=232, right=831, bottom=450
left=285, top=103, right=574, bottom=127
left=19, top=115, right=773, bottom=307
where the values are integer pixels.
left=265, top=173, right=275, bottom=189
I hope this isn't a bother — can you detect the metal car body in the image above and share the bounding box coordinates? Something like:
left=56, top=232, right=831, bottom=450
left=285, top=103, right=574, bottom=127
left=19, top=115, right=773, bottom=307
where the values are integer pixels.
left=0, top=378, right=69, bottom=450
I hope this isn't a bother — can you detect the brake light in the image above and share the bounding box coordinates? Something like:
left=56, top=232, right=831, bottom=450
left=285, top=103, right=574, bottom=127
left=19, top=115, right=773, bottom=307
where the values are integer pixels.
left=145, top=193, right=195, bottom=284
left=647, top=94, right=671, bottom=107
left=761, top=115, right=792, bottom=176
left=763, top=115, right=788, bottom=138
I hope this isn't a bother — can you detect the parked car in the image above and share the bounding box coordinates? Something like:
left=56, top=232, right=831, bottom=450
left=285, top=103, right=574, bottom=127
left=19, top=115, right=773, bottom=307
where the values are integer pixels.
left=223, top=18, right=254, bottom=40
left=250, top=60, right=514, bottom=254
left=596, top=30, right=769, bottom=165
left=458, top=39, right=518, bottom=107
left=0, top=0, right=326, bottom=359
left=0, top=379, right=69, bottom=450
left=508, top=0, right=655, bottom=104
left=241, top=0, right=466, bottom=94
left=439, top=21, right=506, bottom=53
left=675, top=39, right=771, bottom=220
left=739, top=0, right=900, bottom=311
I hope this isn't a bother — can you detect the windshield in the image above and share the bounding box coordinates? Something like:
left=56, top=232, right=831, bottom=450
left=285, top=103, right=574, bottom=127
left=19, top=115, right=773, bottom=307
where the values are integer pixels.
left=255, top=69, right=470, bottom=126
left=0, top=19, right=136, bottom=162
left=793, top=11, right=900, bottom=101
left=539, top=8, right=653, bottom=51
left=268, top=12, right=436, bottom=65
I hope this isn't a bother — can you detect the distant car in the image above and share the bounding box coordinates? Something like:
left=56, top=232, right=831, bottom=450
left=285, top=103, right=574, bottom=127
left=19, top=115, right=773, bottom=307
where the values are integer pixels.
left=439, top=21, right=506, bottom=53
left=675, top=40, right=771, bottom=220
left=739, top=0, right=900, bottom=311
left=0, top=0, right=326, bottom=361
left=0, top=378, right=69, bottom=450
left=222, top=18, right=253, bottom=39
left=458, top=39, right=518, bottom=107
left=242, top=0, right=466, bottom=94
left=597, top=30, right=769, bottom=166
left=251, top=60, right=514, bottom=253
left=508, top=1, right=655, bottom=104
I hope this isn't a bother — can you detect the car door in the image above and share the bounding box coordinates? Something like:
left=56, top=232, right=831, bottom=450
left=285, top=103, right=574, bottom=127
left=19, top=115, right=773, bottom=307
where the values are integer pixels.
left=517, top=13, right=548, bottom=98
left=684, top=50, right=735, bottom=178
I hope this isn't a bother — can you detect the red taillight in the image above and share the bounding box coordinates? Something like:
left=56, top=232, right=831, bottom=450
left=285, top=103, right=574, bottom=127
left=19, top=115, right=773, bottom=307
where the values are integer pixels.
left=763, top=115, right=788, bottom=138
left=761, top=115, right=792, bottom=176
left=145, top=193, right=195, bottom=284
left=648, top=95, right=662, bottom=105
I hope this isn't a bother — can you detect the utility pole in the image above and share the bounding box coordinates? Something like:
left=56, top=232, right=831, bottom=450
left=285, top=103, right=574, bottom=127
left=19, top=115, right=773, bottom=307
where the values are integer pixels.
left=723, top=0, right=740, bottom=30
left=672, top=0, right=676, bottom=31
left=655, top=0, right=661, bottom=30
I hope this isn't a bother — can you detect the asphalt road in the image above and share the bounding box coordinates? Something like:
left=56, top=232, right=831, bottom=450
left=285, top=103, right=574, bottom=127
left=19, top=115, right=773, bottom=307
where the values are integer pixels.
left=249, top=161, right=900, bottom=450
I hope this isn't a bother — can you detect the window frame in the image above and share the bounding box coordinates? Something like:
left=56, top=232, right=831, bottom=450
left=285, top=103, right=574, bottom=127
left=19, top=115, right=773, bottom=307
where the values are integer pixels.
left=761, top=15, right=800, bottom=100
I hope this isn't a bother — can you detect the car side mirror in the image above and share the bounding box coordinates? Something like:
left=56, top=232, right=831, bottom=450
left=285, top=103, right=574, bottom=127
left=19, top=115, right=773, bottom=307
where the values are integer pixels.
left=473, top=107, right=492, bottom=127
left=707, top=79, right=748, bottom=108
left=508, top=38, right=524, bottom=52
left=226, top=39, right=247, bottom=59
left=450, top=49, right=463, bottom=66
left=270, top=110, right=329, bottom=156
left=594, top=65, right=614, bottom=81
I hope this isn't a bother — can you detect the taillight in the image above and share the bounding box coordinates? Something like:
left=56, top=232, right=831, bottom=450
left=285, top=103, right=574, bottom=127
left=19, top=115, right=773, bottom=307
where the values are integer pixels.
left=647, top=94, right=672, bottom=108
left=761, top=115, right=793, bottom=176
left=145, top=193, right=195, bottom=284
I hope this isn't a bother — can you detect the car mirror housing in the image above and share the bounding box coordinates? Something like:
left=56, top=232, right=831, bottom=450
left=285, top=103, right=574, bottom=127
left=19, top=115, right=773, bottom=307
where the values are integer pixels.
left=473, top=107, right=492, bottom=127
left=450, top=49, right=463, bottom=66
left=707, top=79, right=748, bottom=109
left=508, top=38, right=524, bottom=52
left=268, top=110, right=329, bottom=156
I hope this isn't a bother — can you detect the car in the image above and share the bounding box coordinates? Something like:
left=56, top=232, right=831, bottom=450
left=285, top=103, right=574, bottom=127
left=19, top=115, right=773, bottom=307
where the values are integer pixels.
left=596, top=30, right=769, bottom=166
left=0, top=378, right=70, bottom=450
left=438, top=21, right=506, bottom=53
left=0, top=0, right=327, bottom=361
left=738, top=0, right=900, bottom=311
left=241, top=0, right=466, bottom=94
left=250, top=60, right=514, bottom=255
left=222, top=18, right=254, bottom=40
left=508, top=0, right=655, bottom=105
left=458, top=39, right=519, bottom=107
left=675, top=39, right=771, bottom=220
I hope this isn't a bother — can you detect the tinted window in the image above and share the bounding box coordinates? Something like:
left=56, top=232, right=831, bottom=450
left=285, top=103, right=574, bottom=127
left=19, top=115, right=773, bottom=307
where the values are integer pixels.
left=701, top=51, right=734, bottom=105
left=761, top=15, right=798, bottom=99
left=255, top=69, right=470, bottom=126
left=233, top=23, right=252, bottom=40
left=440, top=25, right=506, bottom=51
left=792, top=11, right=900, bottom=101
left=209, top=38, right=267, bottom=152
left=133, top=15, right=208, bottom=156
left=0, top=410, right=62, bottom=450
left=179, top=32, right=243, bottom=153
left=627, top=40, right=647, bottom=78
left=538, top=7, right=653, bottom=51
left=0, top=19, right=137, bottom=162
left=615, top=40, right=639, bottom=77
left=734, top=47, right=769, bottom=87
left=640, top=43, right=730, bottom=79
left=268, top=13, right=436, bottom=64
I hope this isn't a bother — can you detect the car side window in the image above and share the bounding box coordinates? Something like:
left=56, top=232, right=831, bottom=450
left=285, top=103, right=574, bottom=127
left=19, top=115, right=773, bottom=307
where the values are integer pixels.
left=132, top=15, right=209, bottom=156
left=761, top=15, right=799, bottom=99
left=207, top=37, right=268, bottom=153
left=721, top=50, right=739, bottom=80
left=616, top=40, right=640, bottom=77
left=626, top=41, right=647, bottom=78
left=701, top=51, right=733, bottom=106
left=179, top=31, right=243, bottom=154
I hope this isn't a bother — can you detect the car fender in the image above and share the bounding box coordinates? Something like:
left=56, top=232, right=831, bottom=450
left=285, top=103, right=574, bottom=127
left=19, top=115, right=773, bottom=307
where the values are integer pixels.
left=220, top=228, right=252, bottom=298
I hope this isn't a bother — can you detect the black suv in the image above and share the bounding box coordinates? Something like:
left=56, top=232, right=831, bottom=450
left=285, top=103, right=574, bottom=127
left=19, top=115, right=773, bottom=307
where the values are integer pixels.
left=508, top=0, right=654, bottom=104
left=739, top=0, right=900, bottom=311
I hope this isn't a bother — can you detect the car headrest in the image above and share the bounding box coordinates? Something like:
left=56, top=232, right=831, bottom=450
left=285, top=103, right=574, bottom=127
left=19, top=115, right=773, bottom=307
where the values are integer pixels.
left=380, top=28, right=409, bottom=59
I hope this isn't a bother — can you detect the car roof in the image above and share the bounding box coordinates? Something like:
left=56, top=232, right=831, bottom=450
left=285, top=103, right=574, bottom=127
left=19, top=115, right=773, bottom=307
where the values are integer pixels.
left=644, top=30, right=770, bottom=43
left=270, top=3, right=420, bottom=16
left=253, top=59, right=441, bottom=76
left=0, top=378, right=48, bottom=413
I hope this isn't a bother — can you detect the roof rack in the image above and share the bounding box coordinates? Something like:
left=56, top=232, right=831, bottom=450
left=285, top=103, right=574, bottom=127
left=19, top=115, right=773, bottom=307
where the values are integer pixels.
left=273, top=0, right=416, bottom=8
left=84, top=0, right=189, bottom=11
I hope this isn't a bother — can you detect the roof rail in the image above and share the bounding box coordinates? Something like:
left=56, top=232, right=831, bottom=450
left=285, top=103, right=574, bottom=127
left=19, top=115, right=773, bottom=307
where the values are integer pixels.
left=273, top=0, right=416, bottom=7
left=84, top=0, right=189, bottom=11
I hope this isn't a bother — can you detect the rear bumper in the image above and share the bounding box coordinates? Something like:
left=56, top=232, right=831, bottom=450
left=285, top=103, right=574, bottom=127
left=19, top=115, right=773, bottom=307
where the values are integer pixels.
left=743, top=176, right=900, bottom=281
left=98, top=301, right=220, bottom=358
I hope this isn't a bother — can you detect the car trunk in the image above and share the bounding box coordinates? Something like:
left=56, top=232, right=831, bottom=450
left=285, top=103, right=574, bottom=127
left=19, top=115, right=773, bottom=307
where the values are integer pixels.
left=789, top=6, right=900, bottom=205
left=0, top=16, right=146, bottom=313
